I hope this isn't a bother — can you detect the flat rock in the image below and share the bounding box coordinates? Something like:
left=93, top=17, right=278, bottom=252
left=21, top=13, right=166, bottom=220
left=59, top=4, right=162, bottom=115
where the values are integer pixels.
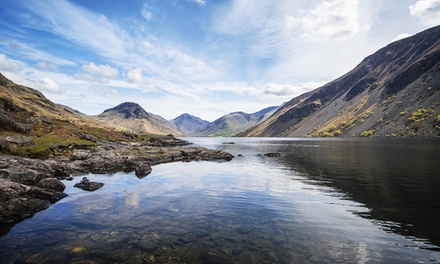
left=74, top=177, right=104, bottom=191
left=5, top=136, right=35, bottom=147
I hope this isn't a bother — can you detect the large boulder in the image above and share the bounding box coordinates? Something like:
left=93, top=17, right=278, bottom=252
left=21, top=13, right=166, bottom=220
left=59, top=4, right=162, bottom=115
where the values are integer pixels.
left=0, top=178, right=67, bottom=224
left=7, top=170, right=44, bottom=185
left=37, top=178, right=66, bottom=192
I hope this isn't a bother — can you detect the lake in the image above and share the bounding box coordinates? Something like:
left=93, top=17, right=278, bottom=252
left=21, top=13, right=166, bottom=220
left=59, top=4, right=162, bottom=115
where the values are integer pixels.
left=1, top=137, right=440, bottom=263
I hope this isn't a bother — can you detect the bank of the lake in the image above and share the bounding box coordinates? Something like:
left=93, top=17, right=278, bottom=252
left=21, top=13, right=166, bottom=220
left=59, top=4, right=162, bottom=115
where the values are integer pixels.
left=1, top=137, right=439, bottom=263
left=0, top=138, right=234, bottom=226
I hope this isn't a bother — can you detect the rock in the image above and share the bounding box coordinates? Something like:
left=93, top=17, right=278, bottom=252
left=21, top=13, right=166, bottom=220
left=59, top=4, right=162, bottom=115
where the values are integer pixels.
left=5, top=136, right=35, bottom=147
left=8, top=170, right=44, bottom=185
left=0, top=137, right=6, bottom=151
left=135, top=164, right=152, bottom=178
left=264, top=152, right=281, bottom=157
left=0, top=111, right=33, bottom=134
left=80, top=133, right=98, bottom=142
left=36, top=178, right=66, bottom=192
left=70, top=149, right=91, bottom=161
left=74, top=177, right=104, bottom=191
left=39, top=116, right=52, bottom=124
left=0, top=178, right=67, bottom=224
left=200, top=150, right=234, bottom=161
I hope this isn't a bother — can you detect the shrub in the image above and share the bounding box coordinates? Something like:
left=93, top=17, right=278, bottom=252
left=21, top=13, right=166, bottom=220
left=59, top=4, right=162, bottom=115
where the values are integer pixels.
left=360, top=130, right=376, bottom=137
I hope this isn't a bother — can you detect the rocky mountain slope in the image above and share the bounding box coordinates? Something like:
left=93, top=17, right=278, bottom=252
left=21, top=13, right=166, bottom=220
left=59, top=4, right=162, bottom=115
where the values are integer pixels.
left=197, top=106, right=278, bottom=137
left=95, top=102, right=182, bottom=136
left=0, top=73, right=130, bottom=158
left=169, top=113, right=210, bottom=136
left=240, top=26, right=440, bottom=137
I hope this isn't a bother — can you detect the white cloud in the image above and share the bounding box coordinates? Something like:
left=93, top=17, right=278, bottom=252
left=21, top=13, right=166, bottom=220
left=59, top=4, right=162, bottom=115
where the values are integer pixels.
left=35, top=61, right=58, bottom=71
left=409, top=0, right=440, bottom=26
left=82, top=62, right=118, bottom=78
left=264, top=82, right=324, bottom=97
left=22, top=0, right=126, bottom=60
left=141, top=2, right=154, bottom=21
left=75, top=62, right=119, bottom=83
left=295, top=0, right=361, bottom=41
left=188, top=0, right=206, bottom=5
left=35, top=77, right=61, bottom=93
left=127, top=68, right=143, bottom=83
left=0, top=54, right=22, bottom=72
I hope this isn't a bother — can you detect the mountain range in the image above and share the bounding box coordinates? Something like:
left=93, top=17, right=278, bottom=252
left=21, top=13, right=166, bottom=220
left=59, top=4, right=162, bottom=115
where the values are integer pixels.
left=1, top=26, right=439, bottom=140
left=195, top=106, right=278, bottom=137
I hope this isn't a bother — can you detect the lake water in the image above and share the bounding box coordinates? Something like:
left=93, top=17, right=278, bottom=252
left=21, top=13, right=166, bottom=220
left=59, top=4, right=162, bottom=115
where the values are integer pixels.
left=1, top=137, right=440, bottom=263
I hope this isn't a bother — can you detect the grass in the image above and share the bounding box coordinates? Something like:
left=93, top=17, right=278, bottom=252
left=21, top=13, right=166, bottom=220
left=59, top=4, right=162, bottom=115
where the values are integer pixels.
left=360, top=130, right=376, bottom=137
left=407, top=108, right=434, bottom=123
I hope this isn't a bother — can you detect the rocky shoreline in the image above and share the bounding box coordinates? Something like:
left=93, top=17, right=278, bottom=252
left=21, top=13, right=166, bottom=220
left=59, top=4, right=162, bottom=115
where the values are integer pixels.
left=0, top=138, right=234, bottom=225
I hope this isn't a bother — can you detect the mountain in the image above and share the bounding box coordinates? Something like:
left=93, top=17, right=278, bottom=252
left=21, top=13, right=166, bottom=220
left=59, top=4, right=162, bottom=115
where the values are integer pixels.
left=240, top=26, right=440, bottom=137
left=169, top=113, right=209, bottom=135
left=96, top=102, right=182, bottom=136
left=0, top=73, right=131, bottom=158
left=197, top=106, right=278, bottom=137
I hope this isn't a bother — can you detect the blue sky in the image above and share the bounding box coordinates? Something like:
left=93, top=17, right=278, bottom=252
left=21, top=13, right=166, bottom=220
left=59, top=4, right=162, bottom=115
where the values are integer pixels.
left=0, top=0, right=439, bottom=121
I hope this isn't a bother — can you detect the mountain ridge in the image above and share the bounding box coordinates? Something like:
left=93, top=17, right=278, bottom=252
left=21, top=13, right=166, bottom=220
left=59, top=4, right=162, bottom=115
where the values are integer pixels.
left=239, top=25, right=440, bottom=137
left=169, top=113, right=210, bottom=136
left=197, top=106, right=278, bottom=137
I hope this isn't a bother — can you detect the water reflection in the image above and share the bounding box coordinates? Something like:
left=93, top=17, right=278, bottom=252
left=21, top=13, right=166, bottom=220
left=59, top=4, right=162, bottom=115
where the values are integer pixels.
left=267, top=138, right=440, bottom=248
left=0, top=137, right=439, bottom=263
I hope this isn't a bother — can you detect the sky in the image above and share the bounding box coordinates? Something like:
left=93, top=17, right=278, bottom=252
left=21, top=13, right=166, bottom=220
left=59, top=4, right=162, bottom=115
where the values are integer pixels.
left=0, top=0, right=439, bottom=121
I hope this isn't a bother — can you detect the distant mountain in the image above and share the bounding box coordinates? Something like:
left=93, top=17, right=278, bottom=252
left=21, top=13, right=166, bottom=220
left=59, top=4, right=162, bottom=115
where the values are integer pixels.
left=197, top=106, right=278, bottom=137
left=169, top=113, right=209, bottom=135
left=240, top=26, right=440, bottom=137
left=96, top=102, right=182, bottom=136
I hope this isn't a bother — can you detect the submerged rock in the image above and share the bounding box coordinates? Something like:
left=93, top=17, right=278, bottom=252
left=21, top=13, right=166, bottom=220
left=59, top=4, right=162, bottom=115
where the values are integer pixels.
left=264, top=152, right=281, bottom=157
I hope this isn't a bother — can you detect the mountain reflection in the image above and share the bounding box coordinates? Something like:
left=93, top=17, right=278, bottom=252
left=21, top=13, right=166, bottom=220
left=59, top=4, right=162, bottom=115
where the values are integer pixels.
left=274, top=138, right=440, bottom=248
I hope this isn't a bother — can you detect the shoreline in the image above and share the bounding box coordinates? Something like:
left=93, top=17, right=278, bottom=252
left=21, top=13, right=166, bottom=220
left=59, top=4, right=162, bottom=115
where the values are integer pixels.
left=0, top=138, right=234, bottom=227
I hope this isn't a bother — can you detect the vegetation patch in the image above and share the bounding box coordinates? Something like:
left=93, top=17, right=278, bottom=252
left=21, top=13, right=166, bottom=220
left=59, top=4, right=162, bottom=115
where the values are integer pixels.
left=407, top=108, right=434, bottom=123
left=359, top=130, right=376, bottom=137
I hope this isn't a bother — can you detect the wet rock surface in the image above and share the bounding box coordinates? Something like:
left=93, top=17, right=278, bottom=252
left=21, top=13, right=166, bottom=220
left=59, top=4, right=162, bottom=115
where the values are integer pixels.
left=0, top=139, right=234, bottom=224
left=73, top=177, right=104, bottom=191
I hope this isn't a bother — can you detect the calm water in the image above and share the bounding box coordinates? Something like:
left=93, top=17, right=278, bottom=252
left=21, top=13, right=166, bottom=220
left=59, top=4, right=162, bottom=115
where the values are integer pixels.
left=1, top=137, right=440, bottom=263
